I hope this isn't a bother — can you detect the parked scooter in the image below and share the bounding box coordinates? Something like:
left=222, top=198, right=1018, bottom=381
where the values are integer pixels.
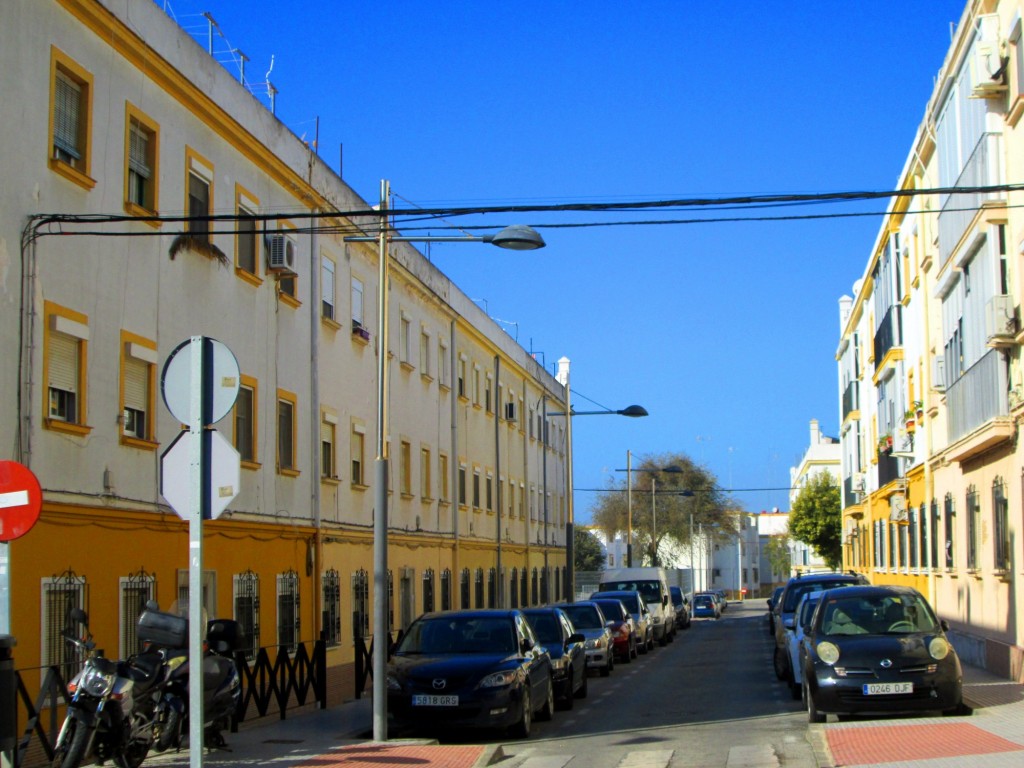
left=51, top=609, right=163, bottom=768
left=139, top=604, right=243, bottom=752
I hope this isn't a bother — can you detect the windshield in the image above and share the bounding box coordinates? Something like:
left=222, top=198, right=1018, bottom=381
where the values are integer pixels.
left=820, top=593, right=939, bottom=636
left=602, top=580, right=661, bottom=606
left=783, top=579, right=860, bottom=612
left=397, top=616, right=516, bottom=654
left=525, top=613, right=562, bottom=644
left=594, top=601, right=625, bottom=622
left=560, top=605, right=602, bottom=629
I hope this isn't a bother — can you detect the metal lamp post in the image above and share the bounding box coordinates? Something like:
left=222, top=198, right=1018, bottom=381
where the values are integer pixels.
left=344, top=180, right=545, bottom=742
left=550, top=401, right=646, bottom=602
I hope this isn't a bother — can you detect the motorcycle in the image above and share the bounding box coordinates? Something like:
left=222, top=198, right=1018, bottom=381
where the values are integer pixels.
left=139, top=604, right=243, bottom=753
left=51, top=609, right=163, bottom=768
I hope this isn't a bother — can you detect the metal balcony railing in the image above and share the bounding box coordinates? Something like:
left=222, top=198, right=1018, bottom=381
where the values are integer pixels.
left=938, top=132, right=1002, bottom=264
left=873, top=304, right=902, bottom=363
left=946, top=347, right=1008, bottom=443
left=842, top=381, right=859, bottom=419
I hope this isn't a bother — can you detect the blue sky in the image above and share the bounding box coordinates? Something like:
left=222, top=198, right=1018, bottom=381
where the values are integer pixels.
left=168, top=0, right=968, bottom=520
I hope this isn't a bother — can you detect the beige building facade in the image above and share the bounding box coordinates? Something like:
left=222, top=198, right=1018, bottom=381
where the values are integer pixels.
left=838, top=0, right=1023, bottom=682
left=0, top=0, right=568, bottom=699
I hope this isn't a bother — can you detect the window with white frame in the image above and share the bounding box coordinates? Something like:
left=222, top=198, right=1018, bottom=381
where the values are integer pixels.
left=321, top=255, right=336, bottom=321
left=321, top=411, right=337, bottom=479
left=351, top=423, right=366, bottom=486
left=45, top=302, right=88, bottom=430
left=185, top=149, right=213, bottom=244
left=439, top=340, right=450, bottom=388
left=351, top=276, right=364, bottom=329
left=400, top=312, right=412, bottom=365
left=420, top=329, right=432, bottom=379
left=121, top=334, right=156, bottom=442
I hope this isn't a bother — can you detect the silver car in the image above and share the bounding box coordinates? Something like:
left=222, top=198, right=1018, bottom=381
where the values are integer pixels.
left=556, top=601, right=614, bottom=676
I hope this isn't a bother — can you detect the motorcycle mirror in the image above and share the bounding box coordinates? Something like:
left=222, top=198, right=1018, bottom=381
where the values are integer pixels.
left=69, top=607, right=88, bottom=625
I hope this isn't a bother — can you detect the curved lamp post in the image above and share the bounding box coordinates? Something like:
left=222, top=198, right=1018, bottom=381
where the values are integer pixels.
left=550, top=398, right=647, bottom=603
left=345, top=180, right=545, bottom=742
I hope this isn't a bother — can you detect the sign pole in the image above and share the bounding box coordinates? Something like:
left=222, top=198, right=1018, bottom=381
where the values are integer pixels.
left=188, top=336, right=205, bottom=768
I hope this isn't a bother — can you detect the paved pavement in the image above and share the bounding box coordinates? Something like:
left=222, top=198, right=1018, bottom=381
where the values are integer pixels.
left=146, top=661, right=1023, bottom=768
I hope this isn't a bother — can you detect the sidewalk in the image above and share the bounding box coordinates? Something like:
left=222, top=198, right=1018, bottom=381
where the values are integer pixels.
left=814, top=663, right=1024, bottom=767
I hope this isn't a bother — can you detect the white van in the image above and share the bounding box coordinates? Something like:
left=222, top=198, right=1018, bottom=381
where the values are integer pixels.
left=598, top=567, right=675, bottom=645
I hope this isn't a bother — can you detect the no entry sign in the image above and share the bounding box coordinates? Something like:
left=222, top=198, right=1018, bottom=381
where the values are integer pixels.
left=0, top=460, right=42, bottom=542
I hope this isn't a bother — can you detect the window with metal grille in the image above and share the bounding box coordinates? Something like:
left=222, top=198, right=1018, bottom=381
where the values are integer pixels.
left=321, top=569, right=341, bottom=647
left=531, top=568, right=539, bottom=605
left=510, top=568, right=518, bottom=608
left=233, top=570, right=260, bottom=659
left=944, top=494, right=956, bottom=568
left=352, top=569, right=369, bottom=641
left=541, top=568, right=549, bottom=603
left=119, top=569, right=156, bottom=658
left=277, top=570, right=300, bottom=652
left=440, top=569, right=451, bottom=611
left=399, top=569, right=414, bottom=630
left=42, top=571, right=88, bottom=681
left=460, top=568, right=470, bottom=609
left=919, top=503, right=929, bottom=569
left=487, top=568, right=496, bottom=608
left=474, top=568, right=484, bottom=608
left=908, top=506, right=919, bottom=568
left=521, top=569, right=528, bottom=607
left=422, top=569, right=435, bottom=614
left=966, top=486, right=979, bottom=569
left=994, top=478, right=1009, bottom=570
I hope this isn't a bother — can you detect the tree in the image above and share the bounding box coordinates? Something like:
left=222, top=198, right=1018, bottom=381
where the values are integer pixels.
left=590, top=452, right=737, bottom=567
left=763, top=533, right=792, bottom=582
left=574, top=527, right=605, bottom=572
left=788, top=470, right=842, bottom=570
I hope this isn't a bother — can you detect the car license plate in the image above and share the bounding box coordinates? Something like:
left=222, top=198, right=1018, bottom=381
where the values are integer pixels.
left=863, top=682, right=913, bottom=695
left=412, top=694, right=458, bottom=706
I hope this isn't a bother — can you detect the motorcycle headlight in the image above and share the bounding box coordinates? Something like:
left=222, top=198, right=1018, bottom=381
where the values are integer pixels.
left=81, top=665, right=116, bottom=697
left=929, top=637, right=950, bottom=660
left=816, top=641, right=840, bottom=666
left=478, top=669, right=518, bottom=689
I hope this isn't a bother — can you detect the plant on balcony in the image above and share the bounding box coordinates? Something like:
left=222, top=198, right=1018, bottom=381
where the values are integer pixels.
left=877, top=433, right=893, bottom=454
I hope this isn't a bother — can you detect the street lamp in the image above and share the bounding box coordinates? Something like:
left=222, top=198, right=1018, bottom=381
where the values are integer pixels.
left=549, top=390, right=647, bottom=603
left=615, top=461, right=688, bottom=567
left=345, top=180, right=545, bottom=742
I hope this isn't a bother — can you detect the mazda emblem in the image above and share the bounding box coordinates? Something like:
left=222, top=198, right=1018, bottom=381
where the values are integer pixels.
left=879, top=658, right=893, bottom=668
left=432, top=678, right=447, bottom=690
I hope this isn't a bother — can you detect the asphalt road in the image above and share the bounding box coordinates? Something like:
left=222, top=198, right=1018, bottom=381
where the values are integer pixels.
left=490, top=600, right=822, bottom=767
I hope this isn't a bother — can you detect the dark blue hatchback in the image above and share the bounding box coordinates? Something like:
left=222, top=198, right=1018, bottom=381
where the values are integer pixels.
left=386, top=609, right=554, bottom=738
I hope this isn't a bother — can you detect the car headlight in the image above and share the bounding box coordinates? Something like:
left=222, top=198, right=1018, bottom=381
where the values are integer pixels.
left=478, top=669, right=519, bottom=689
left=80, top=666, right=115, bottom=697
left=652, top=616, right=662, bottom=625
left=584, top=637, right=603, bottom=650
left=385, top=673, right=402, bottom=691
left=816, top=641, right=840, bottom=666
left=929, top=637, right=950, bottom=660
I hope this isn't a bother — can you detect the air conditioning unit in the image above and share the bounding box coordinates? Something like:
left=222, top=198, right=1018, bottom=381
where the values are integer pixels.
left=970, top=14, right=1007, bottom=98
left=266, top=234, right=296, bottom=271
left=985, top=294, right=1016, bottom=346
left=933, top=355, right=946, bottom=393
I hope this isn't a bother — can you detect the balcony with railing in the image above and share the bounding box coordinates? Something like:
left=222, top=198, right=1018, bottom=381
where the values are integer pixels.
left=946, top=347, right=1008, bottom=444
left=842, top=380, right=859, bottom=420
left=877, top=450, right=901, bottom=487
left=938, top=132, right=1003, bottom=264
left=873, top=304, right=902, bottom=363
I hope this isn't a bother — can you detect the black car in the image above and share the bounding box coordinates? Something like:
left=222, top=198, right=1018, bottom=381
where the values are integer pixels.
left=773, top=571, right=868, bottom=681
left=522, top=607, right=587, bottom=708
left=801, top=585, right=964, bottom=722
left=669, top=586, right=691, bottom=630
left=386, top=609, right=555, bottom=738
left=766, top=585, right=784, bottom=636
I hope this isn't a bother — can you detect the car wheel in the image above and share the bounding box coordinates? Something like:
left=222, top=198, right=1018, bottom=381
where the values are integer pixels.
left=537, top=678, right=555, bottom=722
left=806, top=682, right=825, bottom=724
left=560, top=677, right=574, bottom=711
left=601, top=656, right=612, bottom=676
left=773, top=647, right=788, bottom=681
left=630, top=637, right=638, bottom=659
left=942, top=699, right=970, bottom=716
left=789, top=671, right=802, bottom=701
left=648, top=633, right=655, bottom=651
left=509, top=686, right=531, bottom=739
left=576, top=668, right=588, bottom=698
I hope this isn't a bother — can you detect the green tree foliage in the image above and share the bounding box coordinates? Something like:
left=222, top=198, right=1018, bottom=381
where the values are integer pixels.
left=590, top=452, right=736, bottom=566
left=763, top=533, right=792, bottom=582
left=788, top=470, right=842, bottom=570
left=574, top=527, right=606, bottom=572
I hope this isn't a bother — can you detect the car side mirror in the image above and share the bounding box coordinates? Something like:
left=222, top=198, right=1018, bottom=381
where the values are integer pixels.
left=783, top=617, right=795, bottom=630
left=567, top=632, right=585, bottom=646
left=940, top=619, right=950, bottom=632
left=520, top=637, right=534, bottom=653
left=766, top=599, right=773, bottom=608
